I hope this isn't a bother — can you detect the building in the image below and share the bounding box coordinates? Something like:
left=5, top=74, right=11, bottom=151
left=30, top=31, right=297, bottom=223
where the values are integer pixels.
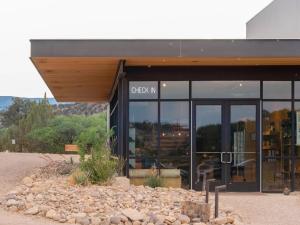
left=31, top=39, right=300, bottom=192
left=247, top=0, right=300, bottom=39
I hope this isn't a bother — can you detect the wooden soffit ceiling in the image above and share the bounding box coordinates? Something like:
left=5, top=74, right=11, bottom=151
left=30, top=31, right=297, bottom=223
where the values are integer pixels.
left=31, top=39, right=300, bottom=102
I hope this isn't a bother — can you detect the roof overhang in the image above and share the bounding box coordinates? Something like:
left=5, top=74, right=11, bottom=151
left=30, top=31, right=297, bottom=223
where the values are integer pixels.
left=30, top=39, right=300, bottom=102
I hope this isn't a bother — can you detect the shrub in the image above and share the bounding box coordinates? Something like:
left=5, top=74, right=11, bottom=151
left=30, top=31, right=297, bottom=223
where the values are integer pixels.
left=70, top=168, right=88, bottom=186
left=80, top=144, right=119, bottom=184
left=144, top=175, right=164, bottom=188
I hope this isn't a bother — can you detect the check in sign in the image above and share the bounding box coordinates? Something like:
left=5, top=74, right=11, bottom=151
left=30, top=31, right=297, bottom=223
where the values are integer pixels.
left=129, top=81, right=158, bottom=99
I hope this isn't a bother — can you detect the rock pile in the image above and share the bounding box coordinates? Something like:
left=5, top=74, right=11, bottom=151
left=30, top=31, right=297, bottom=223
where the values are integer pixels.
left=0, top=164, right=243, bottom=225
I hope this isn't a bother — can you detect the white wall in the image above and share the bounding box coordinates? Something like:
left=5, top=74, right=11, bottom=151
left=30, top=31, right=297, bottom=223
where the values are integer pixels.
left=247, top=0, right=300, bottom=39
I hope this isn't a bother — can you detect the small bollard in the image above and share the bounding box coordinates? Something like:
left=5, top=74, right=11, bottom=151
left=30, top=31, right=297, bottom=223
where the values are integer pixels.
left=202, top=172, right=207, bottom=192
left=215, top=185, right=226, bottom=218
left=205, top=179, right=216, bottom=203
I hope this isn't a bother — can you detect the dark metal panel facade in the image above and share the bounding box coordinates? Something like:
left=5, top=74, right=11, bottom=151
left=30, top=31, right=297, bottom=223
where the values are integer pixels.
left=31, top=39, right=300, bottom=58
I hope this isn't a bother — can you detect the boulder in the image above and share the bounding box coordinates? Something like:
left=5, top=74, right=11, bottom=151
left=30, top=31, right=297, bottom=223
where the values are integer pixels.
left=6, top=199, right=19, bottom=207
left=46, top=209, right=57, bottom=219
left=122, top=208, right=144, bottom=221
left=25, top=206, right=39, bottom=215
left=76, top=217, right=91, bottom=225
left=112, top=177, right=130, bottom=191
left=110, top=216, right=122, bottom=224
left=178, top=215, right=190, bottom=224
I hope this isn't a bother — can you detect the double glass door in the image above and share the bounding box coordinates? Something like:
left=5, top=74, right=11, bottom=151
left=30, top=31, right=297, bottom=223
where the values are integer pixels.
left=193, top=100, right=260, bottom=191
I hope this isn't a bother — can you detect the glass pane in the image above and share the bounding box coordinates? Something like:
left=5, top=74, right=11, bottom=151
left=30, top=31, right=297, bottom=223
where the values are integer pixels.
left=295, top=82, right=300, bottom=99
left=231, top=153, right=256, bottom=183
left=263, top=81, right=291, bottom=99
left=192, top=81, right=260, bottom=98
left=160, top=101, right=190, bottom=188
left=129, top=81, right=158, bottom=99
left=262, top=101, right=292, bottom=191
left=129, top=102, right=158, bottom=169
left=195, top=153, right=222, bottom=187
left=230, top=105, right=256, bottom=184
left=294, top=102, right=300, bottom=157
left=231, top=105, right=256, bottom=153
left=294, top=102, right=300, bottom=190
left=196, top=105, right=222, bottom=153
left=160, top=81, right=189, bottom=99
left=195, top=105, right=222, bottom=189
left=262, top=157, right=291, bottom=192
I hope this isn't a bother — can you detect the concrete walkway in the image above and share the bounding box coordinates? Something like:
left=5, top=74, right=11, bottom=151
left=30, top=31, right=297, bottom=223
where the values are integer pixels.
left=221, top=192, right=300, bottom=225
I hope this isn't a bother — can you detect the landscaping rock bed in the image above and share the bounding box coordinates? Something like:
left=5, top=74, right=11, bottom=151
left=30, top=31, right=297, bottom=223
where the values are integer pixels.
left=0, top=162, right=243, bottom=225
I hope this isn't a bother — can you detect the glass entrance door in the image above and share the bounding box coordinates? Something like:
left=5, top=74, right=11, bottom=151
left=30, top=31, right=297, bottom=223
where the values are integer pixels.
left=193, top=100, right=259, bottom=191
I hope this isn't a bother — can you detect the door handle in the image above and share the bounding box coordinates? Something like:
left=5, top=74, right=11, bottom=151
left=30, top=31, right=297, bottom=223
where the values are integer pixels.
left=221, top=152, right=232, bottom=164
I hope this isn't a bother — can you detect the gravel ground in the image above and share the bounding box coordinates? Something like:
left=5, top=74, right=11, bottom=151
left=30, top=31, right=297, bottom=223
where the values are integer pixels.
left=1, top=152, right=300, bottom=225
left=0, top=152, right=76, bottom=225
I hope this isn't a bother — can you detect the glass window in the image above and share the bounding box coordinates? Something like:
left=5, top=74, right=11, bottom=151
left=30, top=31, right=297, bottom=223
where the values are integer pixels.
left=129, top=102, right=158, bottom=169
left=294, top=102, right=300, bottom=190
left=230, top=105, right=257, bottom=184
left=160, top=101, right=190, bottom=188
left=262, top=102, right=292, bottom=192
left=263, top=81, right=291, bottom=99
left=160, top=81, right=189, bottom=99
left=295, top=81, right=300, bottom=99
left=195, top=105, right=222, bottom=189
left=129, top=81, right=158, bottom=99
left=192, top=81, right=260, bottom=98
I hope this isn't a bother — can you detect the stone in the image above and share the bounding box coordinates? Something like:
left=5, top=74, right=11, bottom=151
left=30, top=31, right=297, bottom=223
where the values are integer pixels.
left=25, top=206, right=39, bottom=215
left=75, top=212, right=88, bottom=219
left=46, top=209, right=57, bottom=219
left=283, top=187, right=291, bottom=195
left=193, top=223, right=206, bottom=225
left=68, top=218, right=76, bottom=224
left=91, top=217, right=101, bottom=225
left=132, top=221, right=141, bottom=225
left=164, top=216, right=176, bottom=223
left=178, top=215, right=190, bottom=224
left=122, top=208, right=144, bottom=221
left=172, top=220, right=181, bottom=225
left=110, top=216, right=122, bottom=224
left=112, top=177, right=130, bottom=191
left=181, top=201, right=210, bottom=222
left=22, top=177, right=33, bottom=187
left=6, top=199, right=19, bottom=207
left=213, top=217, right=228, bottom=225
left=76, top=217, right=91, bottom=225
left=26, top=193, right=34, bottom=202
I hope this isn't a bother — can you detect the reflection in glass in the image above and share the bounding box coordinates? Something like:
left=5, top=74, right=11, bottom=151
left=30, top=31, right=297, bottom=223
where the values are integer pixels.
left=192, top=81, right=260, bottom=98
left=263, top=81, right=291, bottom=99
left=294, top=102, right=300, bottom=190
left=295, top=82, right=300, bottom=99
left=160, top=102, right=190, bottom=188
left=262, top=102, right=292, bottom=191
left=230, top=105, right=256, bottom=183
left=195, top=105, right=222, bottom=188
left=129, top=102, right=158, bottom=169
left=160, top=81, right=189, bottom=99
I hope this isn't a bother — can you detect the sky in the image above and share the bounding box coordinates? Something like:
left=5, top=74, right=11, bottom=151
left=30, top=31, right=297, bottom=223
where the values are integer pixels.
left=0, top=0, right=273, bottom=98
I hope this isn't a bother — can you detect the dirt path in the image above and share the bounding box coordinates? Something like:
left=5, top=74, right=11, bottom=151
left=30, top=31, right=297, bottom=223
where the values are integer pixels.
left=0, top=152, right=75, bottom=225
